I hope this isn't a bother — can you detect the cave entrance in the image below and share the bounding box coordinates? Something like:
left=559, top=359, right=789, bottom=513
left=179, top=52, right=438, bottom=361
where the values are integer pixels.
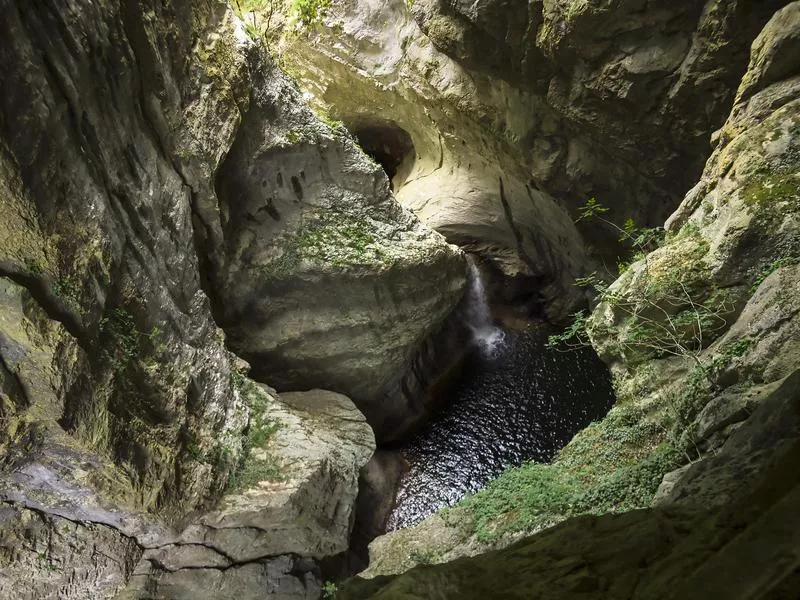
left=347, top=119, right=415, bottom=189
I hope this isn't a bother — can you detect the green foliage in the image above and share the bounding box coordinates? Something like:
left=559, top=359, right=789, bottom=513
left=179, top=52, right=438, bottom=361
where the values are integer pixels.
left=25, top=259, right=44, bottom=275
left=750, top=255, right=800, bottom=293
left=99, top=308, right=164, bottom=374
left=230, top=453, right=284, bottom=489
left=575, top=197, right=609, bottom=222
left=290, top=0, right=331, bottom=27
left=231, top=369, right=282, bottom=451
left=665, top=220, right=700, bottom=244
left=569, top=442, right=680, bottom=513
left=232, top=0, right=284, bottom=47
left=322, top=581, right=338, bottom=599
left=547, top=310, right=589, bottom=348
left=551, top=198, right=726, bottom=363
left=227, top=369, right=284, bottom=490
left=455, top=431, right=680, bottom=543
left=52, top=275, right=79, bottom=302
left=265, top=212, right=386, bottom=277
left=574, top=272, right=608, bottom=292
left=409, top=548, right=441, bottom=565
left=460, top=463, right=580, bottom=543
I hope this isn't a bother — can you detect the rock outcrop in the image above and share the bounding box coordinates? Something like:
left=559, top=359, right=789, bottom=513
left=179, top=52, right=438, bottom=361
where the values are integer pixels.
left=590, top=0, right=800, bottom=384
left=0, top=0, right=466, bottom=596
left=209, top=50, right=467, bottom=440
left=277, top=0, right=588, bottom=320
left=411, top=0, right=792, bottom=231
left=122, top=387, right=375, bottom=599
left=272, top=0, right=791, bottom=318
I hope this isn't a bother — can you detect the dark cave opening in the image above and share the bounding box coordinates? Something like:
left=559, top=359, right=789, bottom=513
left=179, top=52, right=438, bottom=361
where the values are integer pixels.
left=347, top=119, right=415, bottom=188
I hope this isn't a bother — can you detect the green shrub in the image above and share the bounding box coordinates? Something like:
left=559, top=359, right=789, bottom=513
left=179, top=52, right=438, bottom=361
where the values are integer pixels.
left=290, top=0, right=331, bottom=27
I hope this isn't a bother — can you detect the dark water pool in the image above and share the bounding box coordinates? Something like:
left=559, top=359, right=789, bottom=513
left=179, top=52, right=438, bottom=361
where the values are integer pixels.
left=385, top=328, right=615, bottom=530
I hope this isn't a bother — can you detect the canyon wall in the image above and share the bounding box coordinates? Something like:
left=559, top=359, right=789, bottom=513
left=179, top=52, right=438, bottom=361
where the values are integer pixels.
left=340, top=0, right=800, bottom=589
left=0, top=0, right=466, bottom=596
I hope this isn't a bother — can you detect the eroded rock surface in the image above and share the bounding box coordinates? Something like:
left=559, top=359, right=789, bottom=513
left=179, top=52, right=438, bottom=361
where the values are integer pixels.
left=210, top=50, right=467, bottom=440
left=122, top=387, right=375, bottom=599
left=0, top=0, right=464, bottom=596
left=354, top=2, right=800, bottom=581
left=278, top=0, right=588, bottom=319
left=274, top=0, right=791, bottom=317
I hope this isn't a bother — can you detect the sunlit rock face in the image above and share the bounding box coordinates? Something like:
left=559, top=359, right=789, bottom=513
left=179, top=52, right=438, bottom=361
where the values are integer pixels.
left=208, top=49, right=468, bottom=441
left=122, top=387, right=375, bottom=600
left=278, top=0, right=588, bottom=321
left=277, top=0, right=790, bottom=313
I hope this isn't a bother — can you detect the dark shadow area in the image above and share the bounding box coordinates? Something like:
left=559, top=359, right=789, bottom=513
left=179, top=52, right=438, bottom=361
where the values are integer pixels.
left=346, top=119, right=415, bottom=188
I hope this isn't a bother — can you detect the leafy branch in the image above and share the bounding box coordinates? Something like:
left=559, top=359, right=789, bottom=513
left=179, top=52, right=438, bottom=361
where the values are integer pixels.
left=549, top=198, right=727, bottom=369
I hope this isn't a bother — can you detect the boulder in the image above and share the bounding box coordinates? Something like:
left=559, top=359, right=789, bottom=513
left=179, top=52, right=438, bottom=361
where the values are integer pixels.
left=123, top=387, right=376, bottom=599
left=209, top=50, right=468, bottom=439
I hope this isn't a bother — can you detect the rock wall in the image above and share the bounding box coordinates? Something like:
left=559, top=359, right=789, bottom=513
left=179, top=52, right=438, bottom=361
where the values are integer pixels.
left=0, top=0, right=249, bottom=526
left=274, top=0, right=791, bottom=314
left=413, top=0, right=792, bottom=233
left=209, top=49, right=467, bottom=441
left=348, top=1, right=800, bottom=583
left=0, top=0, right=467, bottom=596
left=278, top=0, right=588, bottom=320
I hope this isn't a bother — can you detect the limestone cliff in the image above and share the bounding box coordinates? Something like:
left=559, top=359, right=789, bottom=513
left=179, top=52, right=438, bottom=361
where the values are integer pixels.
left=273, top=0, right=792, bottom=318
left=1, top=0, right=799, bottom=597
left=0, top=0, right=465, bottom=597
left=344, top=1, right=800, bottom=588
left=208, top=50, right=466, bottom=441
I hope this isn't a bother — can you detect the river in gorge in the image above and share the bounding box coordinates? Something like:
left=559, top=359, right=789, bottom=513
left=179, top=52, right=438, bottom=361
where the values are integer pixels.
left=385, top=265, right=616, bottom=530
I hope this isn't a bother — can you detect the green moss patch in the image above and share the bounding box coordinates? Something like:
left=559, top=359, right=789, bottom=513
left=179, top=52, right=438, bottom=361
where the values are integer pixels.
left=227, top=370, right=284, bottom=490
left=266, top=212, right=388, bottom=277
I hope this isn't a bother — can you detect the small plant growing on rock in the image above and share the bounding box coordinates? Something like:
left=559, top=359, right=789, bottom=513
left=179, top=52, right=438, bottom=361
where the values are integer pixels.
left=290, top=0, right=331, bottom=28
left=549, top=198, right=731, bottom=367
left=227, top=368, right=284, bottom=490
left=322, top=581, right=338, bottom=599
left=99, top=307, right=165, bottom=374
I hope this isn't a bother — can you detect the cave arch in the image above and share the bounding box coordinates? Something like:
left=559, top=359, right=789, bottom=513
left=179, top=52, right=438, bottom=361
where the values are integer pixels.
left=345, top=119, right=415, bottom=190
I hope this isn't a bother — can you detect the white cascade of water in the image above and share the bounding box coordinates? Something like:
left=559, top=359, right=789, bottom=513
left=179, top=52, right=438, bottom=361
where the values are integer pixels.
left=465, top=257, right=505, bottom=355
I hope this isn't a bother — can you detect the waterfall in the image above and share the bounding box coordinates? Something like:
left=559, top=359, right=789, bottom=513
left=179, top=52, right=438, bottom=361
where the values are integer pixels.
left=465, top=257, right=505, bottom=355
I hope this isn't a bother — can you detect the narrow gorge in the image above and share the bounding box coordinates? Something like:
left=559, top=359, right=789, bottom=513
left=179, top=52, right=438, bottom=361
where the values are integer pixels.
left=0, top=0, right=798, bottom=598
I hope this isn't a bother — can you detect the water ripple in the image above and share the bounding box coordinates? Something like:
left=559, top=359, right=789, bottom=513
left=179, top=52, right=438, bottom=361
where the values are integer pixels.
left=386, top=329, right=615, bottom=530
